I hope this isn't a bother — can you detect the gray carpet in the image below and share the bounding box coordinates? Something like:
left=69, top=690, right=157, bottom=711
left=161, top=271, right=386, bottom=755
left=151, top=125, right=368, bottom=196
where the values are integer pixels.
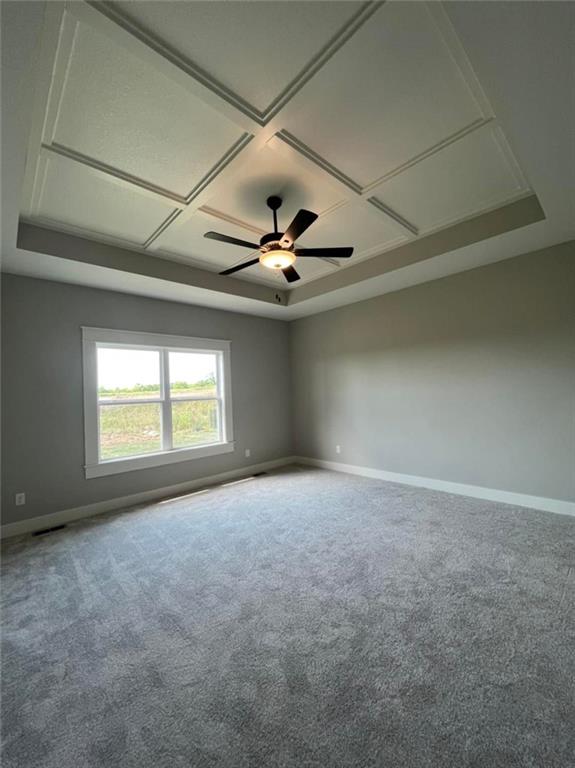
left=2, top=466, right=574, bottom=768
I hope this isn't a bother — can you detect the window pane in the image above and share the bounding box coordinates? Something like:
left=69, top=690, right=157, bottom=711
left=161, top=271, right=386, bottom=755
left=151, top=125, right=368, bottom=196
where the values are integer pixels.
left=169, top=352, right=217, bottom=398
left=98, top=348, right=160, bottom=401
left=172, top=400, right=220, bottom=448
left=99, top=403, right=161, bottom=460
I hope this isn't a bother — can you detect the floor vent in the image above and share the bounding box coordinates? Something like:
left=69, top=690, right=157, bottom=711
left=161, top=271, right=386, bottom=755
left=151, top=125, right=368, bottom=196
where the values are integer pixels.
left=32, top=524, right=67, bottom=537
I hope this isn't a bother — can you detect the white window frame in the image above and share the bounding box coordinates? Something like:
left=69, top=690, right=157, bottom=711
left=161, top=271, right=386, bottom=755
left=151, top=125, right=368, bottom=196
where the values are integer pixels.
left=82, top=327, right=234, bottom=479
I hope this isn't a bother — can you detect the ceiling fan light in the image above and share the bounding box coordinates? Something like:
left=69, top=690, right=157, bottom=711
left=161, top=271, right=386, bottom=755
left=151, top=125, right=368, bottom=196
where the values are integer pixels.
left=259, top=249, right=295, bottom=270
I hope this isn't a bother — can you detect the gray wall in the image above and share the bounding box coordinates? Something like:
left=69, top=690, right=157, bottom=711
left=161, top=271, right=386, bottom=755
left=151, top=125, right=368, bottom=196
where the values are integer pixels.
left=1, top=275, right=292, bottom=524
left=2, top=241, right=574, bottom=527
left=290, top=241, right=575, bottom=502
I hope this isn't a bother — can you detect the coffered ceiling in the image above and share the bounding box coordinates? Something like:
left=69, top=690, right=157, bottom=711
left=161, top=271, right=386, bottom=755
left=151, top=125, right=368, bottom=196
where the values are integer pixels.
left=3, top=1, right=573, bottom=317
left=17, top=0, right=532, bottom=292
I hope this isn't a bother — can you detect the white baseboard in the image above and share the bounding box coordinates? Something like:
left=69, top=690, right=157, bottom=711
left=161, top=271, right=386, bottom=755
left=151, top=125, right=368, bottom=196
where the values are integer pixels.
left=295, top=456, right=575, bottom=518
left=3, top=455, right=573, bottom=538
left=1, top=457, right=297, bottom=539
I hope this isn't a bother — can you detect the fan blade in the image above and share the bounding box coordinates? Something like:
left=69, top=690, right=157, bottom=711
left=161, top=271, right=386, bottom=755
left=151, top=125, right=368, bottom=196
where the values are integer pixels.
left=282, top=265, right=300, bottom=283
left=205, top=231, right=260, bottom=250
left=281, top=209, right=318, bottom=247
left=220, top=258, right=260, bottom=276
left=295, top=247, right=354, bottom=259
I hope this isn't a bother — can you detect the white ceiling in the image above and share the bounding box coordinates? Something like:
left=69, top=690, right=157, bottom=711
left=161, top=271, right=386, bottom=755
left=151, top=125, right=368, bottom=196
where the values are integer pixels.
left=369, top=122, right=526, bottom=235
left=1, top=1, right=573, bottom=318
left=113, top=0, right=360, bottom=116
left=36, top=152, right=177, bottom=244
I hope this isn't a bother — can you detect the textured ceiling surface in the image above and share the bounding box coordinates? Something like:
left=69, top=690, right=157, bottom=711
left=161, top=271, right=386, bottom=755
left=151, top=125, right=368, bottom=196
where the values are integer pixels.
left=21, top=1, right=531, bottom=290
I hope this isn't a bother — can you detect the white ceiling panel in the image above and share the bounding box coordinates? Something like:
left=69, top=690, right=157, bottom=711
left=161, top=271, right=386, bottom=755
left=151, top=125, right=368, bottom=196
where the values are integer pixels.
left=34, top=154, right=175, bottom=244
left=158, top=210, right=260, bottom=270
left=298, top=200, right=409, bottom=264
left=52, top=19, right=244, bottom=196
left=281, top=1, right=484, bottom=187
left=201, top=144, right=347, bottom=233
left=370, top=124, right=527, bottom=234
left=289, top=257, right=335, bottom=284
left=111, top=1, right=359, bottom=114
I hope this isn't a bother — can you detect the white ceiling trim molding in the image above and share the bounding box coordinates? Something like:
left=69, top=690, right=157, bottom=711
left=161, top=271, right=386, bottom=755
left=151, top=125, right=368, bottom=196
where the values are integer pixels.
left=272, top=131, right=418, bottom=238
left=366, top=122, right=531, bottom=238
left=181, top=135, right=254, bottom=205
left=92, top=0, right=384, bottom=126
left=70, top=0, right=259, bottom=133
left=16, top=0, right=536, bottom=294
left=361, top=117, right=492, bottom=193
left=86, top=0, right=262, bottom=127
left=142, top=132, right=279, bottom=252
left=197, top=207, right=267, bottom=239
left=141, top=210, right=184, bottom=253
left=425, top=1, right=494, bottom=119
left=39, top=142, right=189, bottom=208
left=367, top=198, right=419, bottom=237
left=261, top=2, right=384, bottom=124
left=141, top=133, right=254, bottom=248
left=20, top=2, right=69, bottom=220
left=36, top=132, right=255, bottom=215
left=275, top=130, right=363, bottom=196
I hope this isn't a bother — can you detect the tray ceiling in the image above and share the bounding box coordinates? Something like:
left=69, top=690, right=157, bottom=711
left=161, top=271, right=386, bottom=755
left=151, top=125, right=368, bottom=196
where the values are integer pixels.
left=21, top=0, right=531, bottom=292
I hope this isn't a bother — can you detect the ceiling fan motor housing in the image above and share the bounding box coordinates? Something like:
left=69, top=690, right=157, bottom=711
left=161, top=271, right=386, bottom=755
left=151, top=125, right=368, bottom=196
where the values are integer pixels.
left=259, top=249, right=296, bottom=269
left=259, top=230, right=295, bottom=269
left=260, top=231, right=289, bottom=251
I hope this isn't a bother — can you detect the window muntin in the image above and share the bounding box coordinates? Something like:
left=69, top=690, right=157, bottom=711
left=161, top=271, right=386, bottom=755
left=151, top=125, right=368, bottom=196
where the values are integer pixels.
left=83, top=329, right=233, bottom=478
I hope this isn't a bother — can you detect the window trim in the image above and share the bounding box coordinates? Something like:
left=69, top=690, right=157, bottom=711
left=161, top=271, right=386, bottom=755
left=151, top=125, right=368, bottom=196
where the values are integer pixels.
left=82, top=327, right=234, bottom=479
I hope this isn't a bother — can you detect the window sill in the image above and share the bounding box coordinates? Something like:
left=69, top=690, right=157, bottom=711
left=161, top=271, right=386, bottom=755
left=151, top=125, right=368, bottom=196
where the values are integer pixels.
left=84, top=441, right=235, bottom=479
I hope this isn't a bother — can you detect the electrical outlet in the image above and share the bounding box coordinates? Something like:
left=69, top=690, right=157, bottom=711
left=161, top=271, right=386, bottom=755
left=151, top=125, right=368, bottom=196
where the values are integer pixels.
left=244, top=448, right=251, bottom=458
left=15, top=492, right=26, bottom=506
left=336, top=445, right=341, bottom=454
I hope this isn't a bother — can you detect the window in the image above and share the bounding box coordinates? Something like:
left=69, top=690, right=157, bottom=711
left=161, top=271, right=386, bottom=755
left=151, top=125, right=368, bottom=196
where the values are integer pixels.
left=82, top=328, right=233, bottom=478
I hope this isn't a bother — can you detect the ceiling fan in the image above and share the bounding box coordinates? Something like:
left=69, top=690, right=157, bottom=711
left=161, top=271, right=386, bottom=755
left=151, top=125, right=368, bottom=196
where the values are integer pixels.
left=204, top=196, right=354, bottom=283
